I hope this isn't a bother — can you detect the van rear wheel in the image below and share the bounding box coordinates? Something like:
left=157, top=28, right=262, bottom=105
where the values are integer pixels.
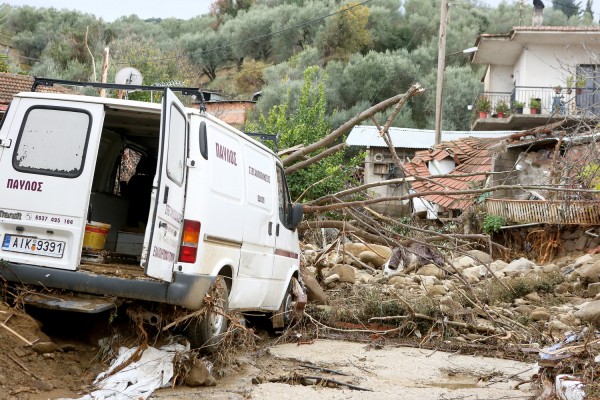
left=187, top=276, right=229, bottom=352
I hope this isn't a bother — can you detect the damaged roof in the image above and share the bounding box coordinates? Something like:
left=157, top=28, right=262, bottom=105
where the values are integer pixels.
left=404, top=136, right=504, bottom=210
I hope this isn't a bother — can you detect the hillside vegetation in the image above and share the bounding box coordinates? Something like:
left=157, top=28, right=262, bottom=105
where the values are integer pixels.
left=0, top=0, right=594, bottom=133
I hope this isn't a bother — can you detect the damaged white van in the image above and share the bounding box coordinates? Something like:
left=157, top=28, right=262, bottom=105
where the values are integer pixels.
left=0, top=79, right=304, bottom=349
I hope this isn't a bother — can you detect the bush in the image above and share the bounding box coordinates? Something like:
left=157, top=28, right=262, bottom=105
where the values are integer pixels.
left=482, top=214, right=504, bottom=235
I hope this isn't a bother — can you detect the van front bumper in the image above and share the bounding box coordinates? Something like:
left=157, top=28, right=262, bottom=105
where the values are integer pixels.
left=0, top=261, right=215, bottom=310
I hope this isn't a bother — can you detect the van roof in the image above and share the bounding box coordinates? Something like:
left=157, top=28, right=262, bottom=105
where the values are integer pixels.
left=13, top=91, right=277, bottom=157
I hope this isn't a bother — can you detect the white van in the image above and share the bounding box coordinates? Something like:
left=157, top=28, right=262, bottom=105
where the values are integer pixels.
left=0, top=83, right=303, bottom=348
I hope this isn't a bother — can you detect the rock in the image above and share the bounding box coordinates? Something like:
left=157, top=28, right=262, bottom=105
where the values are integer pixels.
left=186, top=361, right=217, bottom=387
left=32, top=341, right=61, bottom=354
left=574, top=254, right=594, bottom=268
left=458, top=256, right=475, bottom=269
left=546, top=319, right=572, bottom=333
left=542, top=264, right=560, bottom=274
left=467, top=250, right=493, bottom=265
left=575, top=236, right=588, bottom=251
left=574, top=300, right=600, bottom=326
left=388, top=276, right=406, bottom=287
left=33, top=380, right=54, bottom=392
left=356, top=271, right=374, bottom=284
left=557, top=313, right=579, bottom=326
left=588, top=282, right=600, bottom=297
left=341, top=243, right=370, bottom=258
left=490, top=260, right=508, bottom=272
left=414, top=275, right=439, bottom=286
left=463, top=265, right=485, bottom=280
left=302, top=273, right=328, bottom=305
left=555, top=283, right=570, bottom=295
left=513, top=305, right=533, bottom=315
left=329, top=264, right=356, bottom=284
left=525, top=292, right=541, bottom=302
left=416, top=264, right=444, bottom=279
left=359, top=250, right=388, bottom=268
left=505, top=257, right=536, bottom=272
left=530, top=307, right=551, bottom=321
left=323, top=274, right=340, bottom=285
left=13, top=347, right=27, bottom=357
left=426, top=285, right=447, bottom=296
left=577, top=261, right=600, bottom=284
left=68, top=366, right=82, bottom=376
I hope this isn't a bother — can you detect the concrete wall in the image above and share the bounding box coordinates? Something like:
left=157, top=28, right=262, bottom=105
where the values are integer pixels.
left=487, top=65, right=514, bottom=93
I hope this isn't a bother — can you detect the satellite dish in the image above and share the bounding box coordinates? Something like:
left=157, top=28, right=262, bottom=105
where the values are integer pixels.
left=115, top=67, right=143, bottom=86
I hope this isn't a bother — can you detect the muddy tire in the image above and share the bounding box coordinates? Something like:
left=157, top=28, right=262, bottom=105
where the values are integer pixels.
left=272, top=279, right=296, bottom=330
left=187, top=276, right=229, bottom=353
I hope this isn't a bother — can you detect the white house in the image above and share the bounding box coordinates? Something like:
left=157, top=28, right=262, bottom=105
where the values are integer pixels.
left=470, top=26, right=600, bottom=131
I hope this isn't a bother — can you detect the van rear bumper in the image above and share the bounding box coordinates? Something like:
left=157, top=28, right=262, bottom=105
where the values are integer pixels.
left=0, top=261, right=215, bottom=310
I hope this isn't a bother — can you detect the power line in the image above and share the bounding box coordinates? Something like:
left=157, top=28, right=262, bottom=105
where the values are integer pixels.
left=115, top=0, right=373, bottom=66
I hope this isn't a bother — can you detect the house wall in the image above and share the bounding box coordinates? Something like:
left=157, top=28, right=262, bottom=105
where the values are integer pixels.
left=199, top=101, right=255, bottom=127
left=491, top=147, right=520, bottom=198
left=428, top=158, right=455, bottom=175
left=364, top=148, right=413, bottom=217
left=486, top=65, right=514, bottom=93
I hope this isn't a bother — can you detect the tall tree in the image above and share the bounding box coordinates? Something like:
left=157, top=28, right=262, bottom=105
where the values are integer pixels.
left=553, top=0, right=582, bottom=18
left=319, top=2, right=371, bottom=62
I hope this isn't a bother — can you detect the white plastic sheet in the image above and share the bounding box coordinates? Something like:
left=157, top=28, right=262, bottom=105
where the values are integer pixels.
left=63, top=342, right=188, bottom=400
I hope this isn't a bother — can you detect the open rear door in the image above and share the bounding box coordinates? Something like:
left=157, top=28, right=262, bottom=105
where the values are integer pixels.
left=143, top=89, right=188, bottom=282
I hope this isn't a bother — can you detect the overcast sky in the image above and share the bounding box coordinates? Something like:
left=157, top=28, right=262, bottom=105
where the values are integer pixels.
left=0, top=0, right=598, bottom=21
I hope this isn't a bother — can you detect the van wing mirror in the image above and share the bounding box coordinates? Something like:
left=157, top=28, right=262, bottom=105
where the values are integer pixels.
left=288, top=203, right=304, bottom=230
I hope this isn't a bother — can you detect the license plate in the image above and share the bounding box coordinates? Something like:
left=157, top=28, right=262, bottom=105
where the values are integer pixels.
left=2, top=234, right=65, bottom=258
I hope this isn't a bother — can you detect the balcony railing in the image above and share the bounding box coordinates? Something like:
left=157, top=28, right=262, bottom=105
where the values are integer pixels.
left=476, top=86, right=600, bottom=117
left=486, top=199, right=600, bottom=225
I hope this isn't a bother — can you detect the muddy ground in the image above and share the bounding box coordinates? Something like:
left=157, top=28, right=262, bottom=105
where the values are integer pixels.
left=0, top=301, right=538, bottom=400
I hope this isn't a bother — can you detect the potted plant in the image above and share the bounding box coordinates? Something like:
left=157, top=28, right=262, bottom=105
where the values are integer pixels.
left=566, top=75, right=574, bottom=94
left=576, top=76, right=586, bottom=94
left=475, top=96, right=491, bottom=118
left=529, top=97, right=541, bottom=114
left=512, top=100, right=525, bottom=114
left=495, top=99, right=510, bottom=118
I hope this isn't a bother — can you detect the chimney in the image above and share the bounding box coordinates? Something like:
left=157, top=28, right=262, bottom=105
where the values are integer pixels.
left=533, top=0, right=545, bottom=26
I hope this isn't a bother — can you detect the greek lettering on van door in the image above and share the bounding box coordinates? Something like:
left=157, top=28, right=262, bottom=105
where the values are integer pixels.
left=215, top=143, right=237, bottom=166
left=6, top=179, right=44, bottom=192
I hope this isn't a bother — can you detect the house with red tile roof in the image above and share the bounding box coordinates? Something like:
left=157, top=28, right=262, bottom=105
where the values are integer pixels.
left=0, top=72, right=75, bottom=114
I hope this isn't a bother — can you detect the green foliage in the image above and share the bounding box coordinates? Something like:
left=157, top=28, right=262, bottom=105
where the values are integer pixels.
left=579, top=163, right=600, bottom=189
left=512, top=100, right=525, bottom=109
left=482, top=214, right=504, bottom=235
left=529, top=97, right=541, bottom=109
left=495, top=99, right=509, bottom=113
left=248, top=66, right=359, bottom=201
left=319, top=2, right=372, bottom=62
left=553, top=0, right=582, bottom=19
left=475, top=96, right=491, bottom=112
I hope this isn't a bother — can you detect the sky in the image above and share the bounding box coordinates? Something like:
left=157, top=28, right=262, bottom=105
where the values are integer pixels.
left=1, top=0, right=599, bottom=21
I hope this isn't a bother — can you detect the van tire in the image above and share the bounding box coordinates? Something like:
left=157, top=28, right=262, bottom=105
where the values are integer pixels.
left=187, top=275, right=229, bottom=352
left=272, top=278, right=296, bottom=330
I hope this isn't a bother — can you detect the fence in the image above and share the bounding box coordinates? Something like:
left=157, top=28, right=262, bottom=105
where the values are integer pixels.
left=485, top=199, right=600, bottom=225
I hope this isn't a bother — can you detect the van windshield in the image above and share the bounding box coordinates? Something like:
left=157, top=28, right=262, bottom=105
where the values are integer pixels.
left=13, top=107, right=91, bottom=178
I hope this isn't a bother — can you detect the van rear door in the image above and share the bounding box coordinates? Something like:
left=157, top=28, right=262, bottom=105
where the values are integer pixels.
left=143, top=89, right=188, bottom=282
left=0, top=96, right=104, bottom=271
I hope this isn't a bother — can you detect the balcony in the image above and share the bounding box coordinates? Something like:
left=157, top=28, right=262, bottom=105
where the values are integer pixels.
left=485, top=199, right=600, bottom=225
left=471, top=86, right=600, bottom=131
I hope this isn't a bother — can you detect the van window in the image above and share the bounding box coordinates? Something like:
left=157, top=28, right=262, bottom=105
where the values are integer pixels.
left=13, top=107, right=91, bottom=178
left=277, top=165, right=292, bottom=228
left=166, top=103, right=185, bottom=186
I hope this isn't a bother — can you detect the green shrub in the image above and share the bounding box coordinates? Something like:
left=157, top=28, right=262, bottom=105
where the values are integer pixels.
left=482, top=214, right=504, bottom=235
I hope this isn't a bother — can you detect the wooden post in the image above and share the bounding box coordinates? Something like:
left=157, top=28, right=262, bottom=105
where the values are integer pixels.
left=434, top=0, right=449, bottom=145
left=99, top=47, right=109, bottom=98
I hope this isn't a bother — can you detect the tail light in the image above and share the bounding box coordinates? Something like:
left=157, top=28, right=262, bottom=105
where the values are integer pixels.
left=178, top=219, right=201, bottom=263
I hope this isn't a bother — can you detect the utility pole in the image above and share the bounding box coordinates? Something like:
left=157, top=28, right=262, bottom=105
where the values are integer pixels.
left=434, top=0, right=449, bottom=145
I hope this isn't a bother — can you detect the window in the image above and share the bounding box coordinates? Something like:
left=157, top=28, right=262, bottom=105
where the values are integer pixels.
left=166, top=103, right=186, bottom=185
left=276, top=165, right=292, bottom=229
left=13, top=107, right=91, bottom=178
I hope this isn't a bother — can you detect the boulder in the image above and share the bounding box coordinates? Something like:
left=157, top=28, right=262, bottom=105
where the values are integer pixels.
left=462, top=265, right=485, bottom=281
left=356, top=271, right=374, bottom=284
left=525, top=292, right=541, bottom=302
left=359, top=250, right=388, bottom=268
left=186, top=361, right=217, bottom=387
left=574, top=236, right=588, bottom=251
left=542, top=264, right=560, bottom=274
left=416, top=264, right=444, bottom=279
left=574, top=254, right=594, bottom=268
left=329, top=264, right=356, bottom=284
left=467, top=250, right=493, bottom=265
left=323, top=274, right=340, bottom=285
left=388, top=276, right=406, bottom=287
left=588, top=282, right=600, bottom=297
left=490, top=260, right=508, bottom=272
left=576, top=261, right=600, bottom=284
left=458, top=256, right=475, bottom=269
left=513, top=305, right=534, bottom=315
left=503, top=258, right=536, bottom=277
left=574, top=300, right=600, bottom=327
left=530, top=307, right=551, bottom=321
left=32, top=342, right=61, bottom=354
left=341, top=243, right=370, bottom=258
left=426, top=285, right=447, bottom=296
left=546, top=319, right=572, bottom=333
left=302, top=273, right=328, bottom=305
